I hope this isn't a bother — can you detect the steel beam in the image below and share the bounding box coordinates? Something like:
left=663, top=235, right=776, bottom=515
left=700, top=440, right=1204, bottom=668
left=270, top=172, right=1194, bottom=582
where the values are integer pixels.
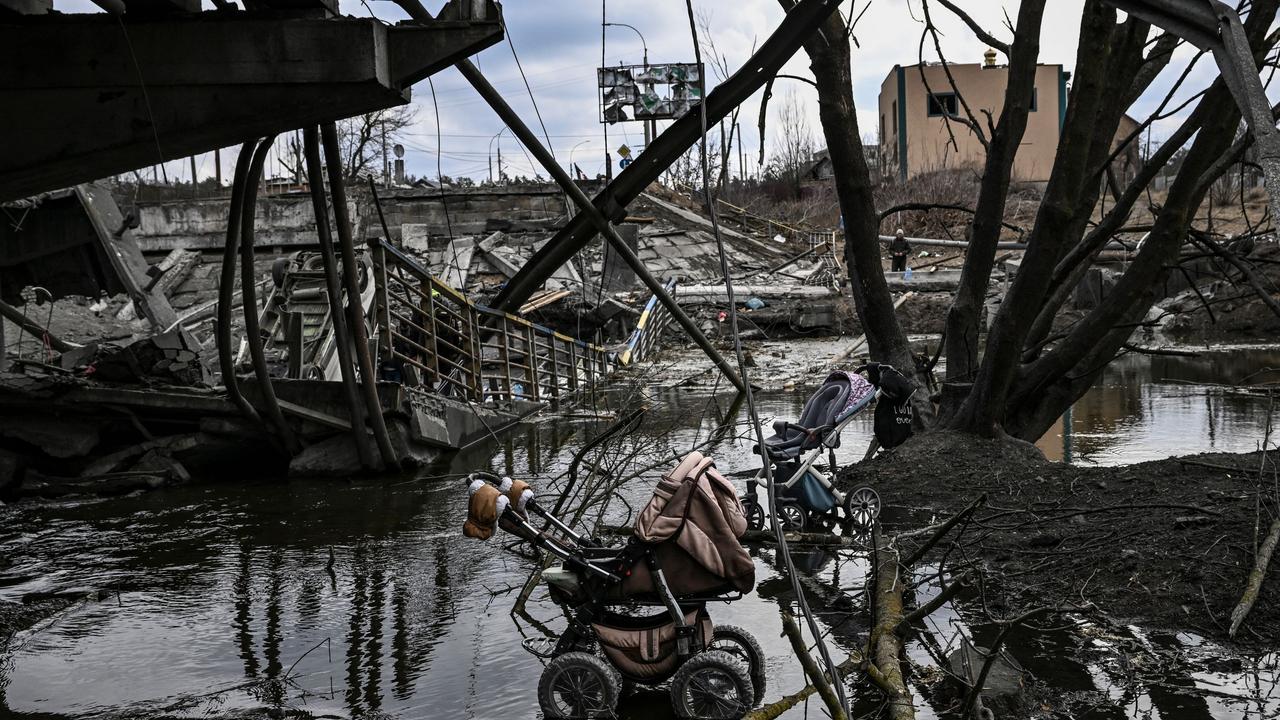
left=321, top=122, right=400, bottom=470
left=1105, top=0, right=1280, bottom=249
left=453, top=61, right=748, bottom=393
left=488, top=0, right=843, bottom=313
left=304, top=127, right=377, bottom=471
left=239, top=135, right=300, bottom=454
left=0, top=14, right=501, bottom=201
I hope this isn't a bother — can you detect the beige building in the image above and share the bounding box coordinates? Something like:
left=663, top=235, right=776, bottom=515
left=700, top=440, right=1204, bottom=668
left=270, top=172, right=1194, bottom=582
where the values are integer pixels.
left=878, top=55, right=1069, bottom=183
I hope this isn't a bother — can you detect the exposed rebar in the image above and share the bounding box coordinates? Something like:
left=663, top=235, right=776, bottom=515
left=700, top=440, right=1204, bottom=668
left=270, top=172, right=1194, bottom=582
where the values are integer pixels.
left=320, top=122, right=400, bottom=470
left=303, top=126, right=376, bottom=471
left=239, top=135, right=300, bottom=454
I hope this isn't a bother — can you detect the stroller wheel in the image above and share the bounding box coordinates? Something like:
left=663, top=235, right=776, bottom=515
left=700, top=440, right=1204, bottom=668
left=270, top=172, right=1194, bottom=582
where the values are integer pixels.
left=744, top=501, right=765, bottom=531
left=710, top=625, right=766, bottom=706
left=843, top=486, right=881, bottom=529
left=778, top=503, right=807, bottom=533
left=670, top=649, right=754, bottom=719
left=537, top=651, right=620, bottom=719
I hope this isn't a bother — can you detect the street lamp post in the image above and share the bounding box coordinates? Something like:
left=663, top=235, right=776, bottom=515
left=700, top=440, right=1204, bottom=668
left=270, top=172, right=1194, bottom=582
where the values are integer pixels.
left=569, top=139, right=591, bottom=179
left=604, top=22, right=654, bottom=148
left=488, top=127, right=508, bottom=184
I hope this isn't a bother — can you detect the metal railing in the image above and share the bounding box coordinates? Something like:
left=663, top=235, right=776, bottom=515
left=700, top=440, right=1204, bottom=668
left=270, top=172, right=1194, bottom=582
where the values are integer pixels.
left=618, top=278, right=676, bottom=365
left=369, top=237, right=617, bottom=404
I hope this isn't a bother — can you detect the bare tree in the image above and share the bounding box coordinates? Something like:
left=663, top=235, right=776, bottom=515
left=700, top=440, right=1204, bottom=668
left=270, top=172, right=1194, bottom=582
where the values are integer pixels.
left=280, top=106, right=417, bottom=182
left=790, top=0, right=1280, bottom=439
left=697, top=9, right=755, bottom=189
left=765, top=88, right=814, bottom=199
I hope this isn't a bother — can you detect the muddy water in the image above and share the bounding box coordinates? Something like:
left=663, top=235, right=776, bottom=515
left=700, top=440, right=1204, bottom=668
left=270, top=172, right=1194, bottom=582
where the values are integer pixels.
left=1035, top=347, right=1280, bottom=465
left=0, top=349, right=1277, bottom=719
left=0, top=394, right=869, bottom=720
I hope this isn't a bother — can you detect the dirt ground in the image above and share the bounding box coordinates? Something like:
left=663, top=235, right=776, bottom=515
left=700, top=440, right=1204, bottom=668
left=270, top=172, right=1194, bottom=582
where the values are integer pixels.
left=839, top=431, right=1280, bottom=646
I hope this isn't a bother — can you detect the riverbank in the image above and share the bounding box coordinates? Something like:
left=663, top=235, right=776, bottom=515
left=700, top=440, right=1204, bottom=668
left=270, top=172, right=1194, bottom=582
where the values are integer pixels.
left=840, top=431, right=1280, bottom=645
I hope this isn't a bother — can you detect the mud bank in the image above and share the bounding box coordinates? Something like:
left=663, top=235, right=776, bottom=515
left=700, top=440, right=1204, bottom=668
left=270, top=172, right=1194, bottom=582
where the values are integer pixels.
left=841, top=432, right=1280, bottom=644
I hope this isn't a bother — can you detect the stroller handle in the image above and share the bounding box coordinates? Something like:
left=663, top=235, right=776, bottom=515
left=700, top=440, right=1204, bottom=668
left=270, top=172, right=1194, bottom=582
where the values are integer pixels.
left=465, top=470, right=505, bottom=486
left=464, top=470, right=595, bottom=550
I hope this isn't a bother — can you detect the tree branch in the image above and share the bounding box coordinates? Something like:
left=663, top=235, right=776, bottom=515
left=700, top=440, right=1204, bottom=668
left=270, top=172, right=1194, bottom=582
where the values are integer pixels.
left=935, top=0, right=1009, bottom=54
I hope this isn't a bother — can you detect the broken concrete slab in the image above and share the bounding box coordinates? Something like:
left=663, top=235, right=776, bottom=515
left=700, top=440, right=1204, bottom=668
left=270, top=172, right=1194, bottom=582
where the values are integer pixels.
left=946, top=641, right=1027, bottom=717
left=440, top=236, right=475, bottom=292
left=0, top=415, right=100, bottom=458
left=66, top=328, right=210, bottom=386
left=75, top=183, right=178, bottom=329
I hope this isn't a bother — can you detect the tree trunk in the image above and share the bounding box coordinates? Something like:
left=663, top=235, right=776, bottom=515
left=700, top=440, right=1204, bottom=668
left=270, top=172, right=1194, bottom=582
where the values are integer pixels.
left=798, top=9, right=933, bottom=420
left=939, top=0, right=1046, bottom=407
left=1003, top=0, right=1280, bottom=440
left=948, top=3, right=1144, bottom=434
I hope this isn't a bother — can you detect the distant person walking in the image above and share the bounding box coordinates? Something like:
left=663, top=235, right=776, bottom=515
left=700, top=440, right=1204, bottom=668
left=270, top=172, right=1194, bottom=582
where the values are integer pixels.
left=890, top=228, right=911, bottom=273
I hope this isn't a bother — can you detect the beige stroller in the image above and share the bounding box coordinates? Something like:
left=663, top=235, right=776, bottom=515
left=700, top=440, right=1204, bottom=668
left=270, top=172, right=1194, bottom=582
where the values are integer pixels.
left=462, top=451, right=766, bottom=719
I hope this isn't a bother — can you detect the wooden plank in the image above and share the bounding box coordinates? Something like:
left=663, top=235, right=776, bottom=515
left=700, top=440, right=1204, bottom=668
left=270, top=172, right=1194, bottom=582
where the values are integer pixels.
left=518, top=288, right=571, bottom=314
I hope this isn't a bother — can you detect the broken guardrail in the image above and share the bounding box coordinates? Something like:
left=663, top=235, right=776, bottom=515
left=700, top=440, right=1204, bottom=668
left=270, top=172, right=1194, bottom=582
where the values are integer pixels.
left=369, top=236, right=616, bottom=405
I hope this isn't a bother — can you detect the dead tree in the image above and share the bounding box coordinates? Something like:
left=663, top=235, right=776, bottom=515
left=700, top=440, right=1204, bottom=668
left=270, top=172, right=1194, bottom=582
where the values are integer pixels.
left=804, top=0, right=1279, bottom=439
left=936, top=0, right=1047, bottom=390
left=778, top=0, right=933, bottom=422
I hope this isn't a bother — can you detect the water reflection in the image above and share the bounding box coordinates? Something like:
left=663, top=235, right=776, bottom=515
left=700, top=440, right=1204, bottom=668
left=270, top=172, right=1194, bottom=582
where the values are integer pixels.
left=1, top=349, right=1278, bottom=718
left=1037, top=348, right=1279, bottom=465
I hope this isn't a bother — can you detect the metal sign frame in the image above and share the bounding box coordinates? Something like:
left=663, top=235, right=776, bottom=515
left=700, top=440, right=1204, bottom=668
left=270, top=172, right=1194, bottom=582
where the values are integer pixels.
left=597, top=62, right=705, bottom=124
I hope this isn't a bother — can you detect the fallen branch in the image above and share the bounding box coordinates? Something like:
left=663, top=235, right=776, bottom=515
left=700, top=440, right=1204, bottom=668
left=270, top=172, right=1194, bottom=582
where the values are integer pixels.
left=746, top=653, right=861, bottom=720
left=962, top=607, right=1054, bottom=718
left=871, top=528, right=916, bottom=720
left=896, top=570, right=973, bottom=634
left=1229, top=516, right=1280, bottom=638
left=901, top=493, right=986, bottom=567
left=780, top=609, right=847, bottom=720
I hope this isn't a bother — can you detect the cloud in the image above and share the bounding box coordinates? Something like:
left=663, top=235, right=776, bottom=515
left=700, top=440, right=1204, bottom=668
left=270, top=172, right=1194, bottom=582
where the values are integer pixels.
left=47, top=0, right=1270, bottom=186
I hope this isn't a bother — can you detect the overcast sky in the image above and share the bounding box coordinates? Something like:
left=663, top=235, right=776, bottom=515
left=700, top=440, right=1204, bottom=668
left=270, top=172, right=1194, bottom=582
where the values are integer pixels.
left=347, top=0, right=1247, bottom=183
left=60, top=0, right=1251, bottom=184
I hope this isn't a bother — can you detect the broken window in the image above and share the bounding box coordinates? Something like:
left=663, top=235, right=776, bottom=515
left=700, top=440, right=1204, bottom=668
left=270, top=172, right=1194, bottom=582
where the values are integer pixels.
left=927, top=92, right=958, bottom=117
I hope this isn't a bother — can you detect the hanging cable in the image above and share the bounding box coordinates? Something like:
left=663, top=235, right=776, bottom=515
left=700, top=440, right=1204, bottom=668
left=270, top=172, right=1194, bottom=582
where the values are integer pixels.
left=505, top=24, right=555, bottom=159
left=682, top=1, right=852, bottom=715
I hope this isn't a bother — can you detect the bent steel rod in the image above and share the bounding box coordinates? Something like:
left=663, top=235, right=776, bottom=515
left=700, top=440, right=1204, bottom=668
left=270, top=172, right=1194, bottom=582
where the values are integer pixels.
left=217, top=141, right=265, bottom=427
left=303, top=127, right=377, bottom=471
left=320, top=122, right=400, bottom=470
left=239, top=135, right=300, bottom=454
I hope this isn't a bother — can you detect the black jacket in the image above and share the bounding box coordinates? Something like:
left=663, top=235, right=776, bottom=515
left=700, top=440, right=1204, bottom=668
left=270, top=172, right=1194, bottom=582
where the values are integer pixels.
left=889, top=236, right=911, bottom=257
left=867, top=363, right=915, bottom=449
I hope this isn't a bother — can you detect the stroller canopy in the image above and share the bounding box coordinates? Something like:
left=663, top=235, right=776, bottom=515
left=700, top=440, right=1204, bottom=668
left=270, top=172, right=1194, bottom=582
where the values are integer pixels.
left=763, top=370, right=875, bottom=458
left=627, top=452, right=755, bottom=597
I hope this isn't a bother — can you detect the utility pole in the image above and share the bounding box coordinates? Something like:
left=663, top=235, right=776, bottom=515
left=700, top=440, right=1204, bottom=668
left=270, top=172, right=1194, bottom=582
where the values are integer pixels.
left=214, top=148, right=222, bottom=188
left=737, top=122, right=744, bottom=183
left=381, top=119, right=389, bottom=187
left=190, top=155, right=198, bottom=198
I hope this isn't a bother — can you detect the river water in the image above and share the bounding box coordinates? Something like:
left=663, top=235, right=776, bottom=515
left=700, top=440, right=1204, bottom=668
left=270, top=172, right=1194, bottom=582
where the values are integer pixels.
left=0, top=346, right=1276, bottom=719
